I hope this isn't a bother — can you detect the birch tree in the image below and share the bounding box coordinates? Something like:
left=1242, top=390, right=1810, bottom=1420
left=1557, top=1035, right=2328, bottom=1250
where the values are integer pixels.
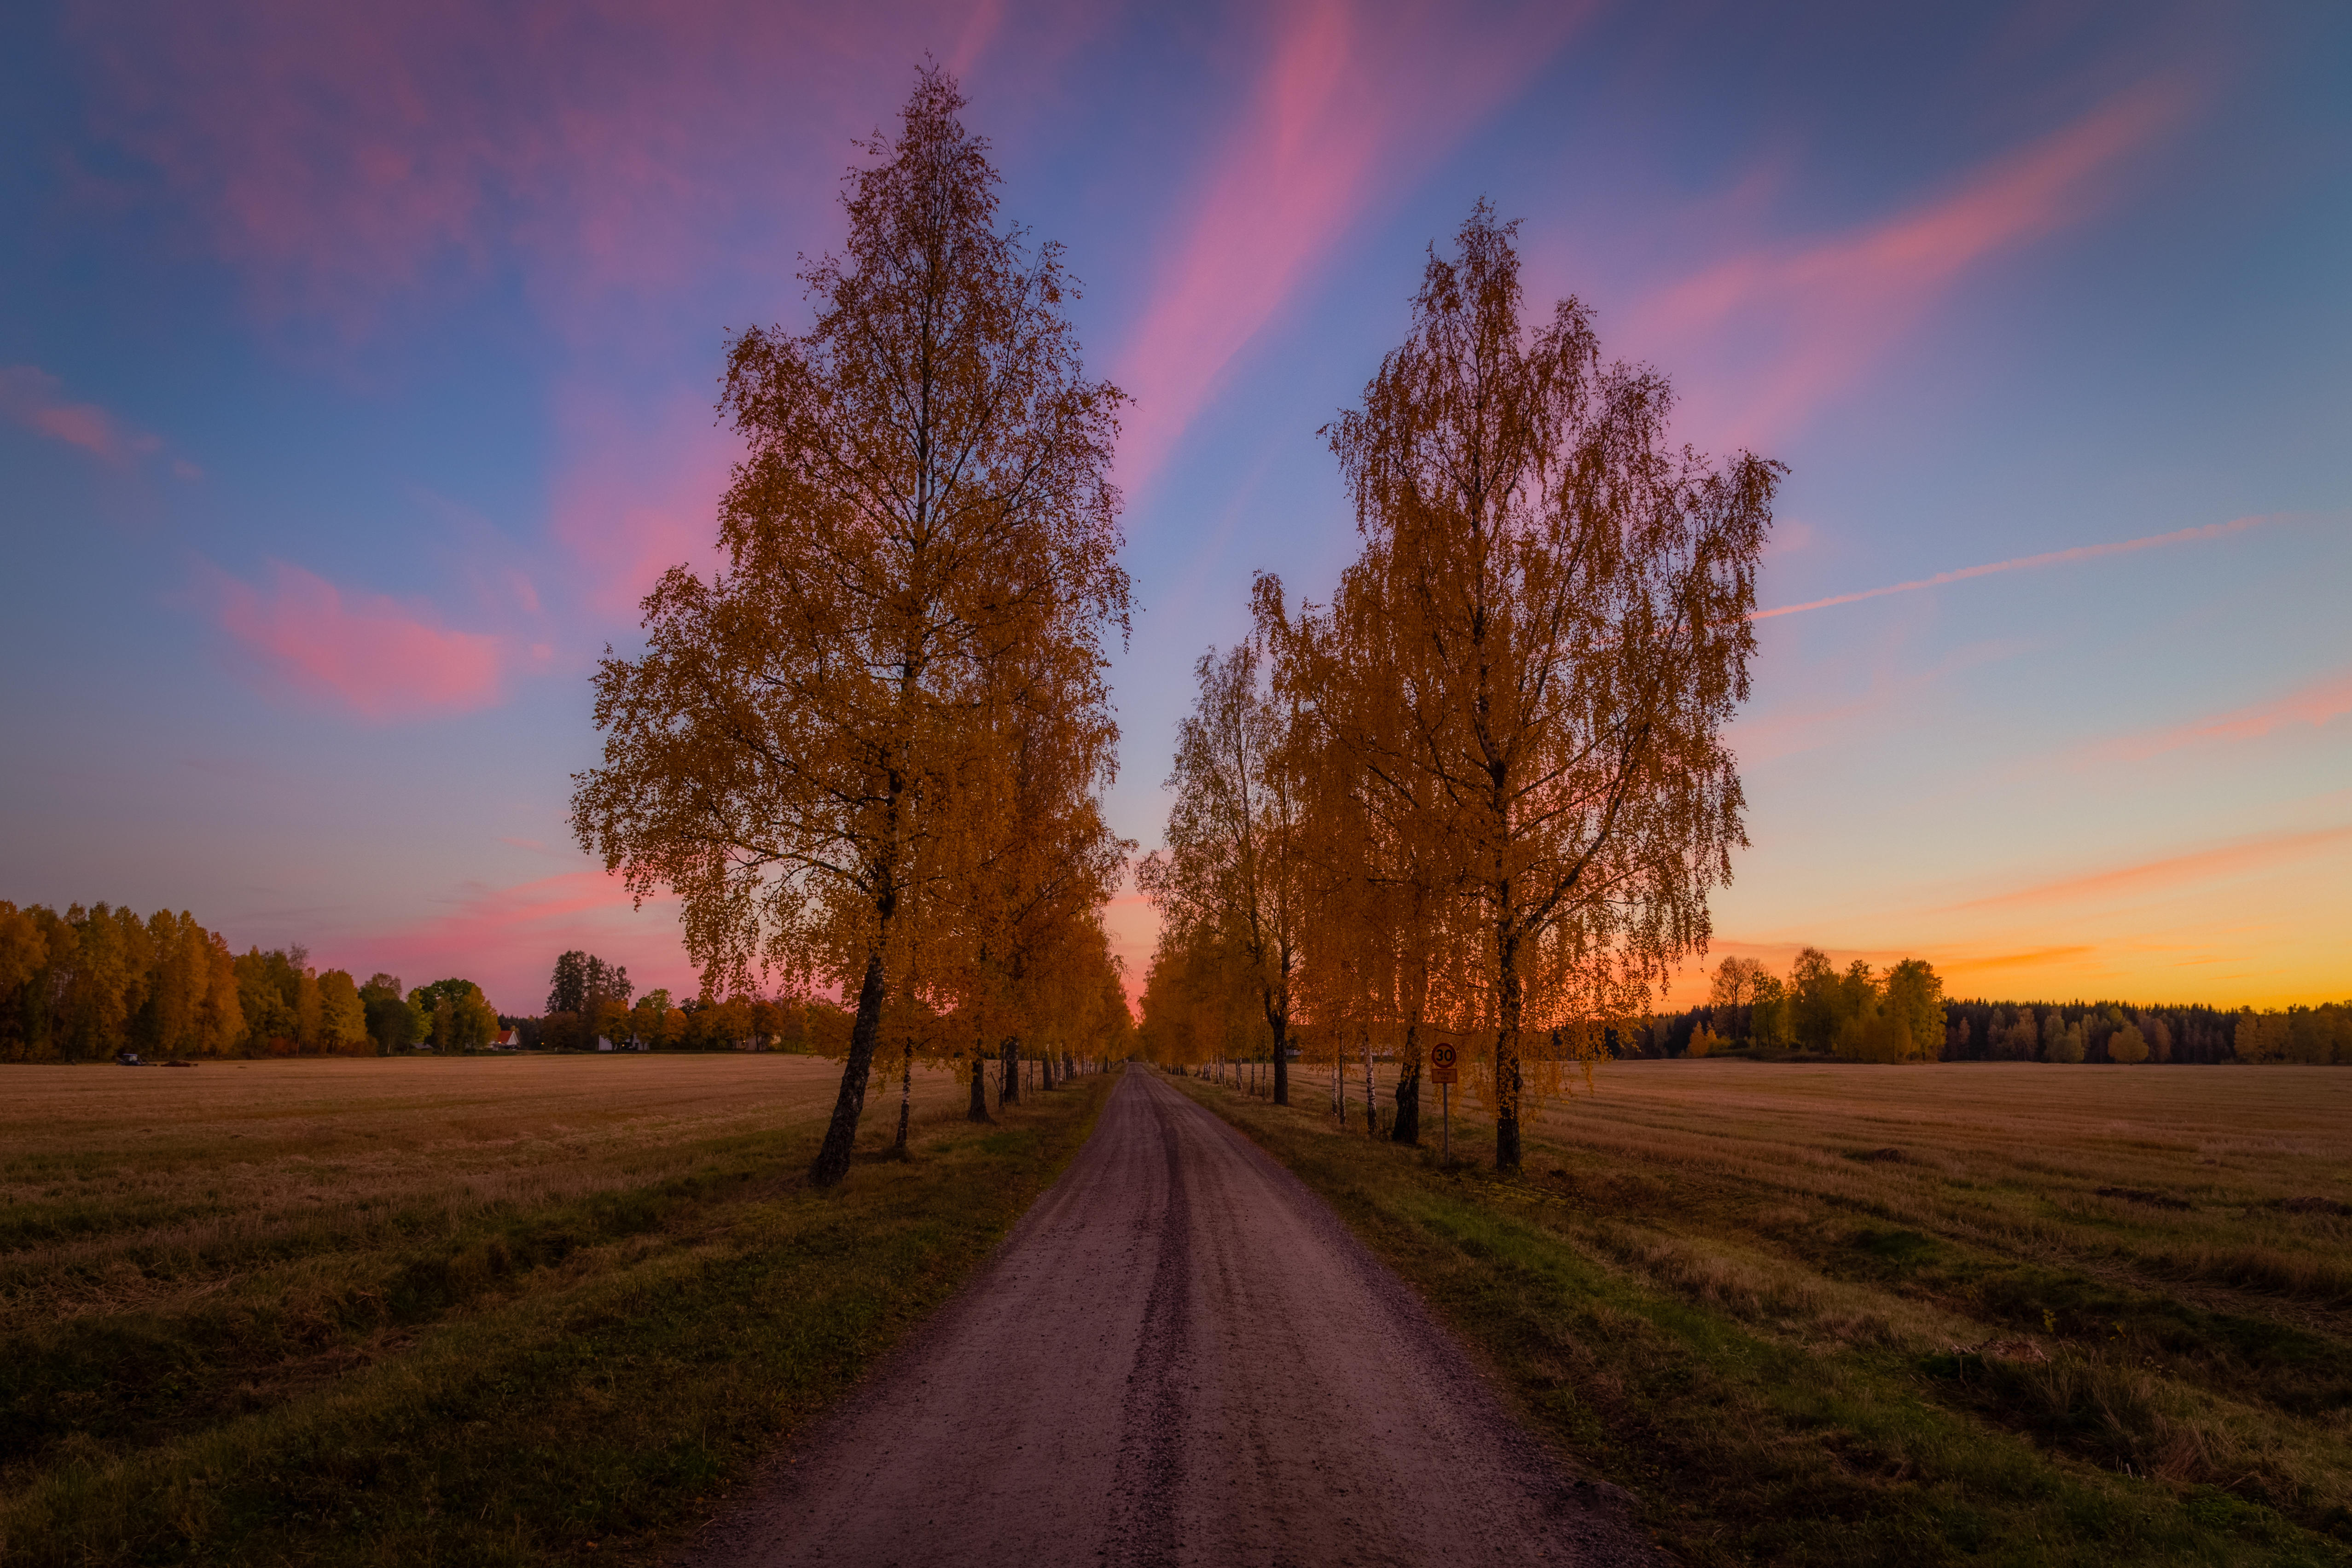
left=1323, top=203, right=1779, bottom=1170
left=1138, top=601, right=1305, bottom=1106
left=947, top=630, right=1127, bottom=1111
left=571, top=69, right=1128, bottom=1186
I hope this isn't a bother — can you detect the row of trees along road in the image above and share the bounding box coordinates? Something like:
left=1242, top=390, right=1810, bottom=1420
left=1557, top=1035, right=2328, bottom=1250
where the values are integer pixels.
left=1141, top=206, right=1782, bottom=1172
left=572, top=70, right=1133, bottom=1186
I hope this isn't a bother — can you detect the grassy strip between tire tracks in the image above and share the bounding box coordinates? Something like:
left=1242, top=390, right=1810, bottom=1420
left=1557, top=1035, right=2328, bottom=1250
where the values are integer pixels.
left=1, top=1071, right=1113, bottom=1567
left=1174, top=1071, right=2352, bottom=1568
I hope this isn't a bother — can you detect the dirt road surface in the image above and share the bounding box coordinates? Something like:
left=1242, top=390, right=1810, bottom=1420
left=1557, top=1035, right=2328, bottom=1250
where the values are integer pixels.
left=682, top=1066, right=1663, bottom=1568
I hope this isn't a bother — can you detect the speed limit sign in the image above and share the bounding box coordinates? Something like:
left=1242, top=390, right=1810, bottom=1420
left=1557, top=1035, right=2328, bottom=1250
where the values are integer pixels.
left=1430, top=1043, right=1457, bottom=1068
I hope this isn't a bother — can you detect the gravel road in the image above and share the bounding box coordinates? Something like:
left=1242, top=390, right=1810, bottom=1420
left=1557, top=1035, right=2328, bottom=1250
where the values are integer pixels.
left=681, top=1065, right=1665, bottom=1568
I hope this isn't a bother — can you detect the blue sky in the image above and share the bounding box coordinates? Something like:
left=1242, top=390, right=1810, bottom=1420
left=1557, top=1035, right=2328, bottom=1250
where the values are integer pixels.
left=2, top=0, right=2346, bottom=1012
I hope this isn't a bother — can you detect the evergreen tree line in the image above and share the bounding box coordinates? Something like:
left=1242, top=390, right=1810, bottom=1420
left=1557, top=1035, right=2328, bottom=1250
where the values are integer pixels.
left=1637, top=946, right=2349, bottom=1064
left=0, top=900, right=497, bottom=1062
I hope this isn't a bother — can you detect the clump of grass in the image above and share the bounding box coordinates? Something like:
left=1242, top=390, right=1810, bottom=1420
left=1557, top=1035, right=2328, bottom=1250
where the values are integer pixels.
left=2153, top=1244, right=2352, bottom=1304
left=2096, top=1187, right=2192, bottom=1210
left=0, top=1058, right=1112, bottom=1567
left=1188, top=1064, right=2352, bottom=1566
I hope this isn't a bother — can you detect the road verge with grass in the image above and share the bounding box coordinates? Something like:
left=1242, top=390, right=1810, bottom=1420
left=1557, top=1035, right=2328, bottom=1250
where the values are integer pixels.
left=1174, top=1068, right=2352, bottom=1568
left=1, top=1065, right=1112, bottom=1567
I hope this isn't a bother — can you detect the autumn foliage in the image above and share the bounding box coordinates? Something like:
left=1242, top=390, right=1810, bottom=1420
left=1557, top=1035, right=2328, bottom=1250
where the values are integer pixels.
left=0, top=900, right=504, bottom=1060
left=571, top=69, right=1133, bottom=1185
left=1144, top=207, right=1782, bottom=1169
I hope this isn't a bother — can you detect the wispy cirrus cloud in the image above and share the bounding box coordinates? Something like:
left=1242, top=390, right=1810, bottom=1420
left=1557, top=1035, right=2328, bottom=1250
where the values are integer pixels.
left=68, top=0, right=1014, bottom=343
left=1633, top=75, right=2193, bottom=448
left=0, top=364, right=163, bottom=464
left=547, top=384, right=743, bottom=617
left=1754, top=512, right=2283, bottom=621
left=205, top=558, right=521, bottom=720
left=1112, top=0, right=1590, bottom=497
left=1943, top=945, right=2100, bottom=975
left=67, top=1, right=1099, bottom=626
left=2089, top=669, right=2352, bottom=762
left=1952, top=823, right=2352, bottom=914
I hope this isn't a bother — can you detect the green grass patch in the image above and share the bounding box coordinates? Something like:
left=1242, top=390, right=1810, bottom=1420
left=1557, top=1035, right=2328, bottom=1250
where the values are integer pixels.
left=0, top=1072, right=1111, bottom=1567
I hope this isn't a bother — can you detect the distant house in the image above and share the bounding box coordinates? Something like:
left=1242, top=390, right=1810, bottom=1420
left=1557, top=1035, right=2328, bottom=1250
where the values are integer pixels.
left=491, top=1028, right=520, bottom=1050
left=597, top=1036, right=615, bottom=1052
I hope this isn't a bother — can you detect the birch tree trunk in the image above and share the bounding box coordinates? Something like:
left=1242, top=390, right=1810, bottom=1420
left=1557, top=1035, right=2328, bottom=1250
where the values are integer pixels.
left=1391, top=1023, right=1421, bottom=1144
left=813, top=950, right=887, bottom=1184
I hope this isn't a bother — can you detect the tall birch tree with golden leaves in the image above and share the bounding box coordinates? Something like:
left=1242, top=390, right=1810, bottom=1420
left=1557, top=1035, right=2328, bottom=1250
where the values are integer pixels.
left=1138, top=592, right=1305, bottom=1106
left=952, top=629, right=1127, bottom=1109
left=1273, top=578, right=1469, bottom=1144
left=571, top=68, right=1128, bottom=1187
left=1137, top=918, right=1258, bottom=1074
left=1324, top=203, right=1779, bottom=1170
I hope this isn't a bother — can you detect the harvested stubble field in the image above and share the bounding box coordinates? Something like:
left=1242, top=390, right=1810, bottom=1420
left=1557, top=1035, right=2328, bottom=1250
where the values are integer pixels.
left=0, top=1053, right=1111, bottom=1567
left=1187, top=1060, right=2352, bottom=1567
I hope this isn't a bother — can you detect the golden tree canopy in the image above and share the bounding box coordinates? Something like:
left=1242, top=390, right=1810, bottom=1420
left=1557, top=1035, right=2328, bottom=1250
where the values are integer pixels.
left=571, top=67, right=1128, bottom=1185
left=1309, top=203, right=1781, bottom=1167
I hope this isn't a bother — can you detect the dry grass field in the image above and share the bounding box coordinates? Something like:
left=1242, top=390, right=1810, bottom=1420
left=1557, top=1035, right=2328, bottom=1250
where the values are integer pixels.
left=2, top=1053, right=969, bottom=1333
left=0, top=1054, right=1109, bottom=1567
left=1190, top=1060, right=2352, bottom=1567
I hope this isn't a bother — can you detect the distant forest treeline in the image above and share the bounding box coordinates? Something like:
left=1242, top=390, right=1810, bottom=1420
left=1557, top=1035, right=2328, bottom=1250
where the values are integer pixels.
left=530, top=948, right=852, bottom=1054
left=1642, top=946, right=2351, bottom=1065
left=0, top=900, right=505, bottom=1061
left=0, top=901, right=849, bottom=1063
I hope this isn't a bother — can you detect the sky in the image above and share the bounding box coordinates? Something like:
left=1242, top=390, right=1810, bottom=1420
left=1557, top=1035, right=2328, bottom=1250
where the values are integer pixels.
left=2, top=0, right=2347, bottom=1016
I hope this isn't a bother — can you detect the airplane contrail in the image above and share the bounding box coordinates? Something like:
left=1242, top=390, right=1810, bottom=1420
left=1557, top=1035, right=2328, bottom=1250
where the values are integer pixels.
left=1752, top=512, right=2285, bottom=621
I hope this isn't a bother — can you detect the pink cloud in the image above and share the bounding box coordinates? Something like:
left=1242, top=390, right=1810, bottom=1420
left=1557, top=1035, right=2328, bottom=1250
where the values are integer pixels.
left=1630, top=76, right=2191, bottom=448
left=0, top=364, right=163, bottom=463
left=329, top=868, right=694, bottom=1016
left=1112, top=0, right=1589, bottom=497
left=548, top=384, right=743, bottom=617
left=1753, top=512, right=2282, bottom=621
left=2092, top=668, right=2352, bottom=762
left=1952, top=823, right=2352, bottom=914
left=208, top=559, right=507, bottom=720
left=66, top=1, right=1066, bottom=344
